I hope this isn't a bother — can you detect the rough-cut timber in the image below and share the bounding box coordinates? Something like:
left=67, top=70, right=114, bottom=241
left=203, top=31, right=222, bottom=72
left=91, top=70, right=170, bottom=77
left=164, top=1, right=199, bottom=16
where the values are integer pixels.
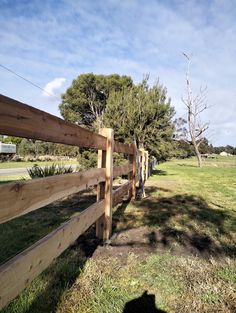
left=0, top=94, right=106, bottom=150
left=104, top=129, right=114, bottom=240
left=113, top=162, right=133, bottom=178
left=141, top=148, right=145, bottom=183
left=113, top=140, right=133, bottom=154
left=96, top=129, right=107, bottom=239
left=96, top=128, right=114, bottom=240
left=145, top=151, right=149, bottom=180
left=0, top=168, right=106, bottom=224
left=0, top=94, right=148, bottom=310
left=0, top=200, right=105, bottom=310
left=128, top=143, right=137, bottom=199
left=112, top=181, right=132, bottom=207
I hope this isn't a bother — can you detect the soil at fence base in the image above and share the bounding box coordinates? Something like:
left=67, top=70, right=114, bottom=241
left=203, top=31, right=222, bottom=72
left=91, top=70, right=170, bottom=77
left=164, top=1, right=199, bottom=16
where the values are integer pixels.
left=80, top=225, right=222, bottom=265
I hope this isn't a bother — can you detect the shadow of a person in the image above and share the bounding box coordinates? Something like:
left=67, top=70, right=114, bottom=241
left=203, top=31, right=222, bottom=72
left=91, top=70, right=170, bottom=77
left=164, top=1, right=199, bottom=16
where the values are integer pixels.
left=123, top=291, right=166, bottom=313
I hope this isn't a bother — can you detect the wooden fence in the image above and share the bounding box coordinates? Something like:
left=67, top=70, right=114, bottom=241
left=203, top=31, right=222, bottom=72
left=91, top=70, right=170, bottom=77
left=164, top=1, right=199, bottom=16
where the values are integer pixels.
left=0, top=94, right=150, bottom=309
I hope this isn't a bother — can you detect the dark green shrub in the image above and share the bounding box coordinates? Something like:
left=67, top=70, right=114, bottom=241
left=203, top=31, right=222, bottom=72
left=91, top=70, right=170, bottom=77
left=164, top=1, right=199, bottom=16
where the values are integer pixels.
left=77, top=150, right=97, bottom=171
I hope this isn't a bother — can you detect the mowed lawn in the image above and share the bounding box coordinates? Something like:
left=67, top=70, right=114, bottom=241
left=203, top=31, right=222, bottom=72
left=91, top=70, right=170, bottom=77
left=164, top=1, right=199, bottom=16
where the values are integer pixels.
left=0, top=160, right=77, bottom=169
left=1, top=157, right=236, bottom=313
left=0, top=160, right=78, bottom=184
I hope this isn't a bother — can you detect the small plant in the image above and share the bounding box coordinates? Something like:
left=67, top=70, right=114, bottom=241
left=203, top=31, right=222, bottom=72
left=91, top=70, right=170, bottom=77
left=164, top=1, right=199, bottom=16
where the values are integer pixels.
left=27, top=163, right=73, bottom=178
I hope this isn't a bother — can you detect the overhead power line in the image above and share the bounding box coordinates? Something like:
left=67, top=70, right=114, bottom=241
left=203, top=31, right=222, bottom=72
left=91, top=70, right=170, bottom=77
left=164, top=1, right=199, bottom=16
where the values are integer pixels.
left=0, top=63, right=59, bottom=100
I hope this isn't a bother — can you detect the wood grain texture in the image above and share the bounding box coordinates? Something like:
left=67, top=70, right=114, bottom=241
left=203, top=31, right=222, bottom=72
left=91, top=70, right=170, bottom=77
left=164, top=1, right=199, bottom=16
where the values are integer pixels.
left=0, top=168, right=106, bottom=224
left=128, top=143, right=137, bottom=199
left=112, top=181, right=132, bottom=207
left=145, top=151, right=149, bottom=180
left=103, top=129, right=114, bottom=240
left=113, top=162, right=133, bottom=178
left=0, top=200, right=105, bottom=309
left=113, top=141, right=133, bottom=155
left=96, top=129, right=107, bottom=239
left=141, top=148, right=145, bottom=182
left=0, top=94, right=106, bottom=150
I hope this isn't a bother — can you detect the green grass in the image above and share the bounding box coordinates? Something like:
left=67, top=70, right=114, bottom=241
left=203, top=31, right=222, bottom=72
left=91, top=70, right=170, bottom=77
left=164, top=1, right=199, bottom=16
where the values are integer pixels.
left=57, top=254, right=182, bottom=313
left=0, top=190, right=97, bottom=313
left=0, top=160, right=78, bottom=184
left=0, top=174, right=29, bottom=184
left=114, top=158, right=236, bottom=254
left=0, top=160, right=77, bottom=169
left=1, top=157, right=236, bottom=313
left=0, top=191, right=96, bottom=265
left=57, top=253, right=236, bottom=313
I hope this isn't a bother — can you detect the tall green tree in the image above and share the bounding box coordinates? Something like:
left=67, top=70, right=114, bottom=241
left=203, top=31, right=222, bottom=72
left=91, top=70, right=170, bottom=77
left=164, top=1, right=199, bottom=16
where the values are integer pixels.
left=59, top=73, right=133, bottom=130
left=104, top=77, right=175, bottom=160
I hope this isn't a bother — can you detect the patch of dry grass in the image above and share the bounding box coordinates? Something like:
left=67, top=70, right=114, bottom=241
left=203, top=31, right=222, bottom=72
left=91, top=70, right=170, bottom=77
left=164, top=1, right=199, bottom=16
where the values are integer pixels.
left=57, top=253, right=236, bottom=313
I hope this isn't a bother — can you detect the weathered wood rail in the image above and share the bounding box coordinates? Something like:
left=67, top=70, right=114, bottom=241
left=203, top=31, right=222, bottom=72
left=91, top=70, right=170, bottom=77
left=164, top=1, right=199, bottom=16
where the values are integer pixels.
left=0, top=94, right=150, bottom=309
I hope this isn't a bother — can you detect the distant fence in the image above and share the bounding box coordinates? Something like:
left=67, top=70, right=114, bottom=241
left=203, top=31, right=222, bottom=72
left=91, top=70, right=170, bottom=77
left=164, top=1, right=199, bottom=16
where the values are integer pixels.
left=0, top=94, right=150, bottom=309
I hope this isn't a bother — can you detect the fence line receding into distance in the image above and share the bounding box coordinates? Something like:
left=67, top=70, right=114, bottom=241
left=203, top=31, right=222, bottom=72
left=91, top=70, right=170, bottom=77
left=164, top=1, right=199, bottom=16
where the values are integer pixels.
left=0, top=94, right=150, bottom=309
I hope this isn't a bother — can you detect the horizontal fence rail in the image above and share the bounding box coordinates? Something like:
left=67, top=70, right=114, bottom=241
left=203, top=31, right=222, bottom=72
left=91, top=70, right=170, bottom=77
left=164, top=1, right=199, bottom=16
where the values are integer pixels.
left=0, top=95, right=107, bottom=150
left=113, top=141, right=133, bottom=155
left=0, top=168, right=106, bottom=224
left=113, top=181, right=133, bottom=207
left=0, top=200, right=105, bottom=309
left=0, top=94, right=151, bottom=309
left=113, top=162, right=133, bottom=178
left=0, top=95, right=133, bottom=155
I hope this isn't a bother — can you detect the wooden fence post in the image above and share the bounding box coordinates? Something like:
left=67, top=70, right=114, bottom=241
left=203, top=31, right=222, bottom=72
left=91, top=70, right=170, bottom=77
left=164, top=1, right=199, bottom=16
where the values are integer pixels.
left=145, top=151, right=149, bottom=180
left=128, top=143, right=137, bottom=199
left=96, top=128, right=114, bottom=241
left=138, top=150, right=141, bottom=189
left=140, top=148, right=146, bottom=197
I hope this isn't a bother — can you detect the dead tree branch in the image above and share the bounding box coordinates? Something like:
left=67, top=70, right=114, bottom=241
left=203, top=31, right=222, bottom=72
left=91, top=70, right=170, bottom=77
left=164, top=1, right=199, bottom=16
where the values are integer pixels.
left=182, top=53, right=210, bottom=167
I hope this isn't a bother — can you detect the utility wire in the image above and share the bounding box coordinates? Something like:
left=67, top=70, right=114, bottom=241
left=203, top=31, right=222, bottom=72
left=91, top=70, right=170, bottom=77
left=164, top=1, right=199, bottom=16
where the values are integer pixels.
left=0, top=63, right=60, bottom=100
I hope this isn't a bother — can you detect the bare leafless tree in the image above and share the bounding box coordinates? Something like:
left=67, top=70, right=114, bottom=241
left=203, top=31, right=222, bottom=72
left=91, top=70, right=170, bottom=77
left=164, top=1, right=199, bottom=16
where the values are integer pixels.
left=182, top=53, right=209, bottom=167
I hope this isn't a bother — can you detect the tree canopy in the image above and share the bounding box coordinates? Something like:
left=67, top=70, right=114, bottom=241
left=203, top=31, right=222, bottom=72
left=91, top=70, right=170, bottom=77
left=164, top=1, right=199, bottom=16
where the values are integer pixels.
left=104, top=77, right=175, bottom=160
left=59, top=73, right=133, bottom=130
left=59, top=74, right=175, bottom=160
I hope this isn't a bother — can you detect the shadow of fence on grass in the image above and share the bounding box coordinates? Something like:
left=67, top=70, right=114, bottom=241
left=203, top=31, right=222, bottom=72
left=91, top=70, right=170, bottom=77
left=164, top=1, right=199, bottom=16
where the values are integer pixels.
left=0, top=191, right=96, bottom=264
left=23, top=231, right=99, bottom=313
left=0, top=190, right=98, bottom=313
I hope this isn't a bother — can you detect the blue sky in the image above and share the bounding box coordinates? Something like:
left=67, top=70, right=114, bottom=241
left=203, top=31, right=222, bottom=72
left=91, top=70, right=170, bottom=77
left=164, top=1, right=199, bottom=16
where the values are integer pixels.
left=1, top=0, right=236, bottom=146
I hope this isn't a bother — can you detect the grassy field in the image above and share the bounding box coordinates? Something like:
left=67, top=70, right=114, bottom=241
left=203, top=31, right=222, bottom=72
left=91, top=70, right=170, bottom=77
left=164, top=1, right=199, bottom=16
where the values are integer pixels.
left=1, top=157, right=235, bottom=313
left=0, top=160, right=78, bottom=184
left=0, top=174, right=30, bottom=184
left=0, top=160, right=77, bottom=169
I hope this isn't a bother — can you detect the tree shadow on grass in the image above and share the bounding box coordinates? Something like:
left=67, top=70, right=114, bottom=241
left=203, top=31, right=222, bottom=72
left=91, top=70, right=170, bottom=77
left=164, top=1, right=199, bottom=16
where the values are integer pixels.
left=145, top=186, right=172, bottom=193
left=112, top=186, right=236, bottom=258
left=152, top=169, right=168, bottom=176
left=151, top=169, right=176, bottom=176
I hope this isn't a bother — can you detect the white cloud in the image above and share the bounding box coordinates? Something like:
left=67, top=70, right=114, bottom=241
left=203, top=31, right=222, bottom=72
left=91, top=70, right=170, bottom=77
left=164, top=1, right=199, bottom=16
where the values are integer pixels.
left=43, top=77, right=66, bottom=97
